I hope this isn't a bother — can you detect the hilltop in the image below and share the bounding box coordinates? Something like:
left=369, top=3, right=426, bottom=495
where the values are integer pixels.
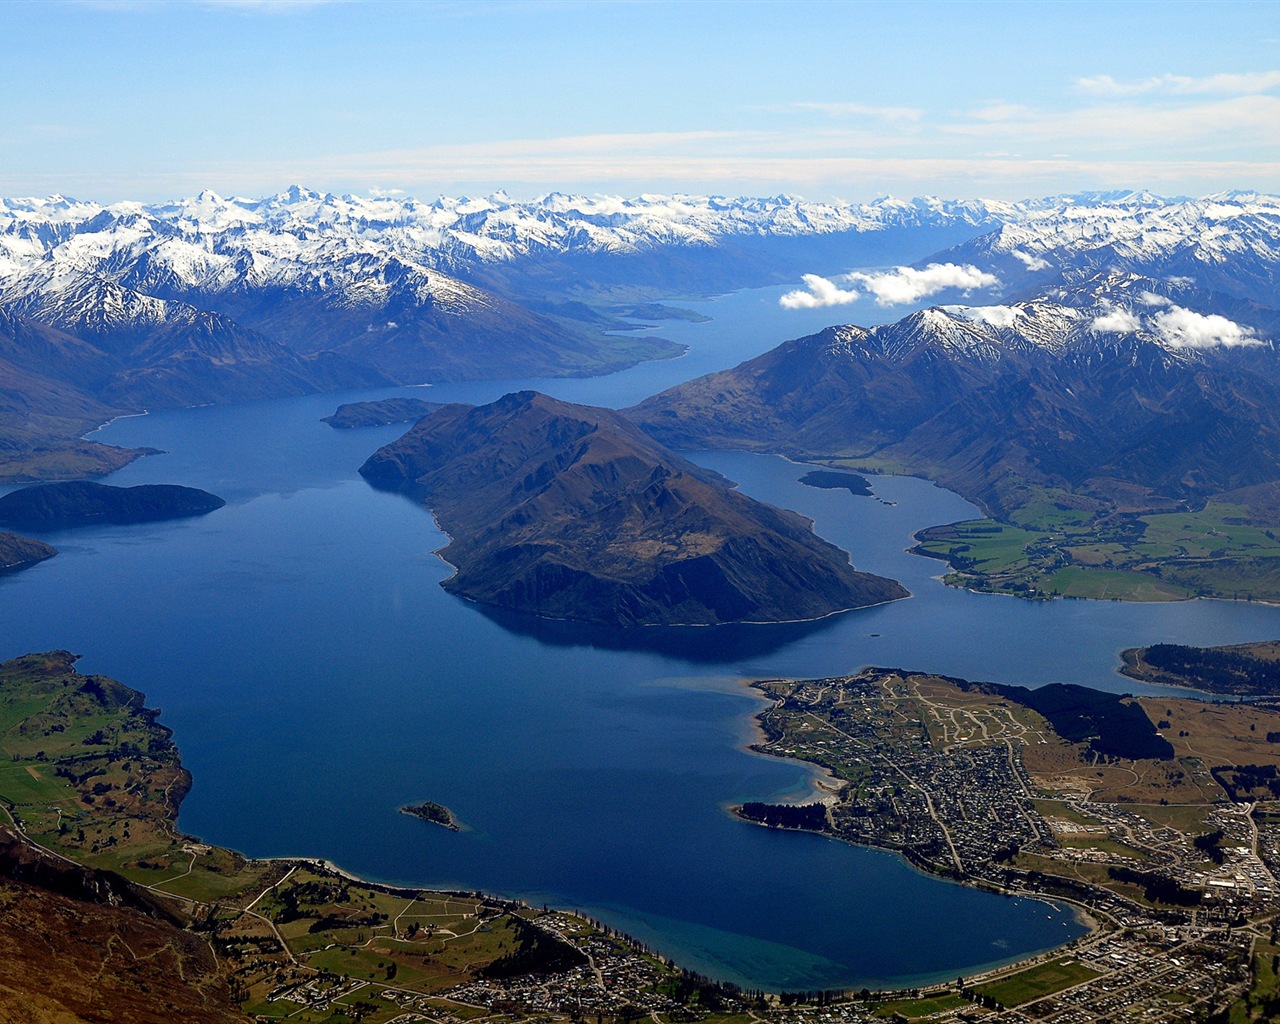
left=359, top=391, right=906, bottom=626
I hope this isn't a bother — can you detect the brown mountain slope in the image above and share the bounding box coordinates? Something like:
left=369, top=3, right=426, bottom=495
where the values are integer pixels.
left=0, top=352, right=147, bottom=483
left=360, top=391, right=906, bottom=626
left=0, top=836, right=247, bottom=1024
left=627, top=303, right=1280, bottom=518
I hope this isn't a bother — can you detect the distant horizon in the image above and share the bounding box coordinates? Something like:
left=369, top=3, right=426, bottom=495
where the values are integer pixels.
left=2, top=182, right=1275, bottom=209
left=1, top=0, right=1275, bottom=202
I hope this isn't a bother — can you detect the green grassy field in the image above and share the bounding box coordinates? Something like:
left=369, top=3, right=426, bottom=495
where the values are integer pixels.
left=974, top=957, right=1102, bottom=1007
left=913, top=496, right=1280, bottom=602
left=0, top=651, right=268, bottom=906
left=870, top=993, right=968, bottom=1018
left=1119, top=802, right=1212, bottom=835
left=1223, top=940, right=1280, bottom=1023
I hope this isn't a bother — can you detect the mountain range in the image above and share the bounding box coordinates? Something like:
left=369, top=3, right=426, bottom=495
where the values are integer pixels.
left=2, top=187, right=1277, bottom=487
left=629, top=273, right=1280, bottom=518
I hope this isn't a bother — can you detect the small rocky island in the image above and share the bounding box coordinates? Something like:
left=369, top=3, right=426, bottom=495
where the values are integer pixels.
left=359, top=390, right=907, bottom=627
left=322, top=397, right=443, bottom=429
left=0, top=531, right=58, bottom=574
left=400, top=801, right=461, bottom=830
left=0, top=481, right=225, bottom=531
left=799, top=470, right=873, bottom=497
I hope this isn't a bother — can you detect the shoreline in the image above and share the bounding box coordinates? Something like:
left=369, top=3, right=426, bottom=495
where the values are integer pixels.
left=733, top=676, right=850, bottom=804
left=727, top=674, right=1102, bottom=970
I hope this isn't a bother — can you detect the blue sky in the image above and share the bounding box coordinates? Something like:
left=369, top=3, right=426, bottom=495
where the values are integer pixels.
left=2, top=0, right=1277, bottom=202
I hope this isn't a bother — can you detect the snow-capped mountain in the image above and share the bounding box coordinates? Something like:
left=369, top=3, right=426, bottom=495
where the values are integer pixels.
left=3, top=186, right=1276, bottom=370
left=3, top=185, right=1279, bottom=484
left=937, top=191, right=1280, bottom=308
left=3, top=186, right=1276, bottom=293
left=629, top=289, right=1280, bottom=517
left=0, top=187, right=1007, bottom=274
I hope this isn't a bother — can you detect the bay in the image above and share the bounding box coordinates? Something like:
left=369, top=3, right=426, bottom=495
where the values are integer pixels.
left=5, top=284, right=1280, bottom=991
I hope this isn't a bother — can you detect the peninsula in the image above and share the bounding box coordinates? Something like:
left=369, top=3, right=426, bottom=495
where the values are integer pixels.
left=322, top=397, right=443, bottom=428
left=0, top=530, right=57, bottom=573
left=358, top=390, right=906, bottom=626
left=1120, top=639, right=1280, bottom=696
left=0, top=480, right=225, bottom=531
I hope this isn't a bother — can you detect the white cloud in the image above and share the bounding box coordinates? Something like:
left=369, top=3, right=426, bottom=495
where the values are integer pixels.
left=779, top=273, right=861, bottom=309
left=1091, top=309, right=1142, bottom=334
left=955, top=305, right=1023, bottom=328
left=969, top=103, right=1036, bottom=122
left=1011, top=250, right=1051, bottom=272
left=943, top=95, right=1280, bottom=149
left=780, top=263, right=999, bottom=310
left=1076, top=71, right=1280, bottom=97
left=848, top=263, right=1000, bottom=306
left=1151, top=306, right=1262, bottom=348
left=1091, top=300, right=1263, bottom=347
left=13, top=123, right=1279, bottom=206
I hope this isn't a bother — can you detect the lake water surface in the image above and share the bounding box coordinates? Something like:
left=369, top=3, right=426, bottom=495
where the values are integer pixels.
left=6, top=285, right=1280, bottom=991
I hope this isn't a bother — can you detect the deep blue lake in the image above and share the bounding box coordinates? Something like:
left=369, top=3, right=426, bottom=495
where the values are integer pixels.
left=6, top=284, right=1280, bottom=991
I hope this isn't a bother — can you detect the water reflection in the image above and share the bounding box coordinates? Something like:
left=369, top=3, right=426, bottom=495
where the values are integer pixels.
left=470, top=602, right=851, bottom=661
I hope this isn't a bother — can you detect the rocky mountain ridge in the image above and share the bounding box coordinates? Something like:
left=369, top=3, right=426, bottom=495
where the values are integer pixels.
left=629, top=285, right=1280, bottom=517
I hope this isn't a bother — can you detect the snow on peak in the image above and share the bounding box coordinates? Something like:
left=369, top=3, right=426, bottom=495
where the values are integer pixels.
left=0, top=188, right=1276, bottom=339
left=946, top=303, right=1025, bottom=329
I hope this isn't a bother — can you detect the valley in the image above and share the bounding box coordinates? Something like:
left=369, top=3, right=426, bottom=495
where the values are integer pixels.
left=4, top=185, right=1280, bottom=1015
left=7, top=0, right=1280, bottom=1016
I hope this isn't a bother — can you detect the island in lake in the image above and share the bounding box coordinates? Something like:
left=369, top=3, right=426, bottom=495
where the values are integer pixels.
left=322, top=397, right=444, bottom=429
left=400, top=801, right=461, bottom=830
left=359, top=390, right=907, bottom=626
left=0, top=480, right=225, bottom=531
left=0, top=530, right=57, bottom=574
left=798, top=470, right=873, bottom=497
